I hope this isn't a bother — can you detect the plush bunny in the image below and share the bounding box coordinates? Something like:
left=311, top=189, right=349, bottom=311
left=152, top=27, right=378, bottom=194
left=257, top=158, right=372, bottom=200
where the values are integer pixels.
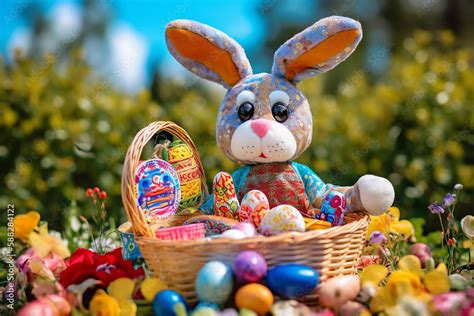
left=165, top=16, right=395, bottom=222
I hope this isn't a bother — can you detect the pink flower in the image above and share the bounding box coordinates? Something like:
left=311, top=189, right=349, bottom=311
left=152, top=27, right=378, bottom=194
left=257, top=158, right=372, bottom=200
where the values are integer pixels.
left=17, top=294, right=70, bottom=316
left=431, top=292, right=466, bottom=315
left=32, top=279, right=65, bottom=299
left=17, top=249, right=66, bottom=281
left=358, top=255, right=380, bottom=269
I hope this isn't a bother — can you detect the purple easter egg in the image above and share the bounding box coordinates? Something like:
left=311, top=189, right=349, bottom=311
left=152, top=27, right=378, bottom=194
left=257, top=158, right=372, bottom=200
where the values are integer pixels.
left=233, top=251, right=267, bottom=283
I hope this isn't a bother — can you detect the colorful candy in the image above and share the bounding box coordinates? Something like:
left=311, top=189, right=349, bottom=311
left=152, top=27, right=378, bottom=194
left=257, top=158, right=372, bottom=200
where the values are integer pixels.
left=184, top=215, right=238, bottom=237
left=233, top=251, right=267, bottom=283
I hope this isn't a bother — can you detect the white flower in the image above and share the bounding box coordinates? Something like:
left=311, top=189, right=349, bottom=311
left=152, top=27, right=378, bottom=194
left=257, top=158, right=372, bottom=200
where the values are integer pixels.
left=461, top=215, right=474, bottom=238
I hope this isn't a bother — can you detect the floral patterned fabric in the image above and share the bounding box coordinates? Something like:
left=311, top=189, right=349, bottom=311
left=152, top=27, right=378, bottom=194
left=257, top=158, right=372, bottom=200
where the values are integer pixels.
left=199, top=162, right=331, bottom=215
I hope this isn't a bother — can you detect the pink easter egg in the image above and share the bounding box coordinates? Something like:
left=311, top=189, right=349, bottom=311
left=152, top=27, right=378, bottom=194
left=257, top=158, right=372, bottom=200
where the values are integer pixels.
left=234, top=222, right=258, bottom=237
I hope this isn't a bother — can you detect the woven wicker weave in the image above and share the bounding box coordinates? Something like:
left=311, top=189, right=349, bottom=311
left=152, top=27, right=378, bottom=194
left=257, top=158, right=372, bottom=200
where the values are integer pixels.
left=122, top=121, right=369, bottom=306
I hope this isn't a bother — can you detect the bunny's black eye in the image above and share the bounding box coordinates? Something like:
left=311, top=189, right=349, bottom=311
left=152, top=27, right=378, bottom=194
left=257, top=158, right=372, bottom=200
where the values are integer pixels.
left=272, top=102, right=290, bottom=123
left=238, top=102, right=254, bottom=122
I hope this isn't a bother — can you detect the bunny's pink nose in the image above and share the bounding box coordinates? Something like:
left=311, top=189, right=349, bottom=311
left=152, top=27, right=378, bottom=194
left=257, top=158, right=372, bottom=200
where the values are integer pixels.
left=251, top=119, right=270, bottom=138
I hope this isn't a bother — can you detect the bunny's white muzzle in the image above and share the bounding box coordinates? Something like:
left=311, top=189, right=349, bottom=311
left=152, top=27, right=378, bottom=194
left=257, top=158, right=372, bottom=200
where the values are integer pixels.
left=230, top=118, right=297, bottom=163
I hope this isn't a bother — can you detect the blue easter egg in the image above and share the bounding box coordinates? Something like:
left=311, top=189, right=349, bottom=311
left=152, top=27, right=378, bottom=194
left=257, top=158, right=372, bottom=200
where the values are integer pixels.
left=266, top=264, right=319, bottom=299
left=152, top=289, right=189, bottom=316
left=195, top=261, right=233, bottom=304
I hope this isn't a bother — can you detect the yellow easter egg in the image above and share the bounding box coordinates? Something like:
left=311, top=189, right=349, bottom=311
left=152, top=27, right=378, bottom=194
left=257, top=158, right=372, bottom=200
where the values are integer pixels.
left=258, top=205, right=305, bottom=236
left=235, top=283, right=273, bottom=314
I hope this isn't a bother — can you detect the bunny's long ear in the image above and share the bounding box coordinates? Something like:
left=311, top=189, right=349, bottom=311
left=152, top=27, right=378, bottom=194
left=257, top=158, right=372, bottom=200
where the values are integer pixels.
left=166, top=20, right=252, bottom=88
left=272, top=16, right=362, bottom=83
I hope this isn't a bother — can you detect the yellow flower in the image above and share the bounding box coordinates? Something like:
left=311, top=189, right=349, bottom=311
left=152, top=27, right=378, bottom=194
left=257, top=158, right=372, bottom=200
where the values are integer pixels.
left=423, top=270, right=450, bottom=294
left=90, top=289, right=121, bottom=316
left=361, top=264, right=389, bottom=286
left=107, top=278, right=135, bottom=301
left=367, top=207, right=413, bottom=240
left=361, top=264, right=389, bottom=313
left=398, top=255, right=422, bottom=277
left=107, top=278, right=137, bottom=316
left=388, top=271, right=422, bottom=297
left=29, top=223, right=70, bottom=259
left=14, top=211, right=40, bottom=241
left=370, top=269, right=427, bottom=313
left=390, top=220, right=414, bottom=240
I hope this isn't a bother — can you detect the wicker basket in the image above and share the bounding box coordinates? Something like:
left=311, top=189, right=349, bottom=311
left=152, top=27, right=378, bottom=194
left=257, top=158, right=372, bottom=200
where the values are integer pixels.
left=122, top=121, right=369, bottom=306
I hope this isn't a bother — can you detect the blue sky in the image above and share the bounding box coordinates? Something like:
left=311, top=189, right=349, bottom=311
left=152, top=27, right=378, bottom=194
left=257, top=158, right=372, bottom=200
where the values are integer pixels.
left=1, top=0, right=363, bottom=91
left=1, top=0, right=277, bottom=91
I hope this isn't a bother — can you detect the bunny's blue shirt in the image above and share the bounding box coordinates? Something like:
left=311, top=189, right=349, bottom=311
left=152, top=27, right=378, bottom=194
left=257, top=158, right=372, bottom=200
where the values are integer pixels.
left=199, top=162, right=331, bottom=214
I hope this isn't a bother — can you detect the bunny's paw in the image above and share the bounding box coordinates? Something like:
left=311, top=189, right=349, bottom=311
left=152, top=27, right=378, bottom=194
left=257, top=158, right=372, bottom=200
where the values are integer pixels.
left=356, top=175, right=395, bottom=216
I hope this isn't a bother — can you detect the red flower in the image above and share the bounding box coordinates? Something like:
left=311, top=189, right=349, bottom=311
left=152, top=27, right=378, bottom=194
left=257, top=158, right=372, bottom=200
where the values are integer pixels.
left=59, top=248, right=143, bottom=289
left=86, top=188, right=93, bottom=197
left=99, top=191, right=107, bottom=200
left=447, top=238, right=456, bottom=246
left=93, top=187, right=100, bottom=193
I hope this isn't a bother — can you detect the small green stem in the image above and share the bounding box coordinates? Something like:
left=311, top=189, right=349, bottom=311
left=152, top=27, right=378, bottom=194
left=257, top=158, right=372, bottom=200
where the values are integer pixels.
left=438, top=213, right=445, bottom=251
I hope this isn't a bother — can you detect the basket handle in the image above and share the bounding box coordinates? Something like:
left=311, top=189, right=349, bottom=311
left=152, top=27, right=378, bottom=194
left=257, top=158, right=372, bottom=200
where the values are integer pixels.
left=121, top=121, right=208, bottom=237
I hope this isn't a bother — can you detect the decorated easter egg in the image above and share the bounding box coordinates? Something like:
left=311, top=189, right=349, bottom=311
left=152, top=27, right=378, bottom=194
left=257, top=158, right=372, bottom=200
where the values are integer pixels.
left=233, top=251, right=267, bottom=283
left=184, top=215, right=239, bottom=237
left=213, top=172, right=240, bottom=220
left=195, top=261, right=233, bottom=304
left=258, top=205, right=305, bottom=236
left=239, top=190, right=270, bottom=227
left=266, top=264, right=319, bottom=299
left=152, top=289, right=189, bottom=316
left=135, top=159, right=181, bottom=223
left=158, top=138, right=204, bottom=214
left=234, top=222, right=257, bottom=237
left=235, top=283, right=273, bottom=315
left=318, top=275, right=360, bottom=309
left=317, top=191, right=346, bottom=226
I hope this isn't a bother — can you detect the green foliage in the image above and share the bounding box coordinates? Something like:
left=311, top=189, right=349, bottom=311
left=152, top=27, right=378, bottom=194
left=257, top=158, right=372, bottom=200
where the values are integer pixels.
left=0, top=31, right=472, bottom=231
left=297, top=30, right=473, bottom=221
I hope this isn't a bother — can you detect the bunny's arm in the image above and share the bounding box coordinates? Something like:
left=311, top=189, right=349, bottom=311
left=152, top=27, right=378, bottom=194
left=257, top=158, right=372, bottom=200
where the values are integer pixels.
left=198, top=166, right=251, bottom=215
left=292, top=162, right=335, bottom=208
